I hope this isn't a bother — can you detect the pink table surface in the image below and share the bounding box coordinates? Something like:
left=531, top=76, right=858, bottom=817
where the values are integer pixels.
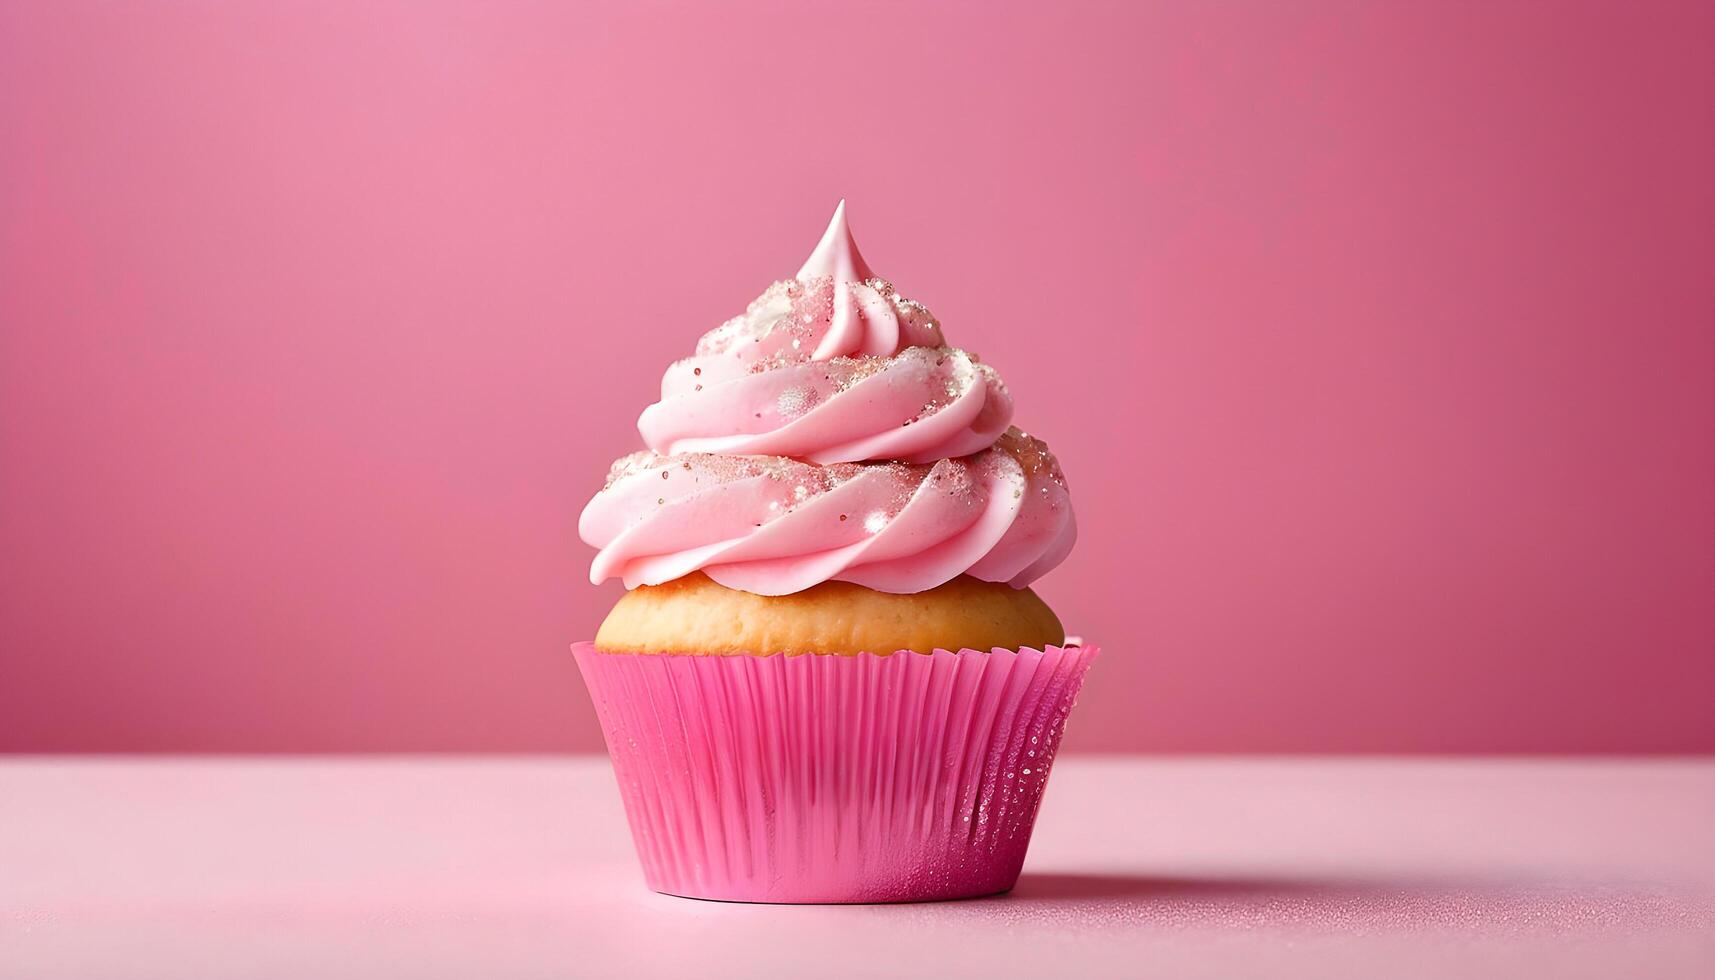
left=2, top=757, right=1712, bottom=979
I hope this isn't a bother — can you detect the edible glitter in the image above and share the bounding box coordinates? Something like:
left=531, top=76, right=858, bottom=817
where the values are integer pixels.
left=776, top=385, right=818, bottom=419
left=681, top=275, right=950, bottom=375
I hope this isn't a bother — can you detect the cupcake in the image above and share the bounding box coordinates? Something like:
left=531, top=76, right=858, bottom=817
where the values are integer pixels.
left=573, top=203, right=1095, bottom=903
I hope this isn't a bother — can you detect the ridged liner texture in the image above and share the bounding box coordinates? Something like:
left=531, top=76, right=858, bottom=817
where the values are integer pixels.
left=572, top=641, right=1098, bottom=903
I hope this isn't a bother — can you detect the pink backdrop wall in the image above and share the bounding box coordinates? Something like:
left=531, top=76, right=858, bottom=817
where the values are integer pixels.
left=3, top=1, right=1712, bottom=753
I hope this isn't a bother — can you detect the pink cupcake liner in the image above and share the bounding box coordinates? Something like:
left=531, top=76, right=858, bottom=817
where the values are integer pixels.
left=572, top=641, right=1099, bottom=903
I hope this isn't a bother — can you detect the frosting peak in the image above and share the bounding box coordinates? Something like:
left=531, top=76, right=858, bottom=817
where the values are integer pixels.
left=796, top=200, right=875, bottom=283
left=793, top=201, right=929, bottom=362
left=635, top=203, right=1012, bottom=464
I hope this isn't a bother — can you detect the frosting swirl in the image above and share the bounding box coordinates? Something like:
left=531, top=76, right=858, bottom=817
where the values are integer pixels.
left=635, top=202, right=1013, bottom=463
left=581, top=203, right=1075, bottom=595
left=580, top=429, right=1074, bottom=596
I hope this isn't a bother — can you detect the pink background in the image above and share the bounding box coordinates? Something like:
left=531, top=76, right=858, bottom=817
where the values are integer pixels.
left=2, top=1, right=1711, bottom=754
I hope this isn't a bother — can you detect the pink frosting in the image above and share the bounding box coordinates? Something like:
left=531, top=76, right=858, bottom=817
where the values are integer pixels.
left=636, top=202, right=1013, bottom=463
left=581, top=203, right=1075, bottom=595
left=640, top=345, right=1013, bottom=464
left=580, top=429, right=1075, bottom=595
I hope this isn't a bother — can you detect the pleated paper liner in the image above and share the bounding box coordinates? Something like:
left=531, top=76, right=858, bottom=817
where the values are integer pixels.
left=572, top=641, right=1099, bottom=903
